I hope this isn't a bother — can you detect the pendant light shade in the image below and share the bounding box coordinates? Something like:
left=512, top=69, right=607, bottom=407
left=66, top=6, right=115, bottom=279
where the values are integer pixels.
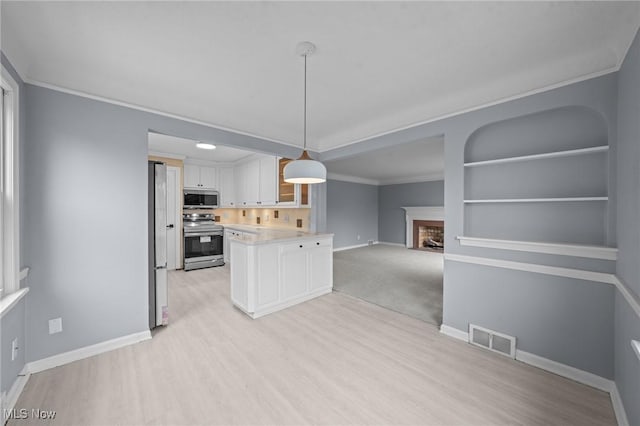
left=283, top=41, right=326, bottom=184
left=283, top=150, right=327, bottom=184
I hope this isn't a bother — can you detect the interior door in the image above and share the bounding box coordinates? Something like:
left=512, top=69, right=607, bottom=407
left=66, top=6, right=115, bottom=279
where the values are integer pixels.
left=166, top=166, right=181, bottom=270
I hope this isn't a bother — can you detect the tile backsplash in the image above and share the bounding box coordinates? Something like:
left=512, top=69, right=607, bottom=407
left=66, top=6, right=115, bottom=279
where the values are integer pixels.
left=212, top=208, right=311, bottom=231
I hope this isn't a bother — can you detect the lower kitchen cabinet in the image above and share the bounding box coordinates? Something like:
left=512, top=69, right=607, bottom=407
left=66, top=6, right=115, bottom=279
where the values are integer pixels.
left=230, top=234, right=334, bottom=318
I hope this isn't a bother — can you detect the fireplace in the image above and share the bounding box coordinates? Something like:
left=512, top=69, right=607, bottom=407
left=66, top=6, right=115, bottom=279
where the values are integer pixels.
left=413, top=220, right=444, bottom=251
left=401, top=206, right=445, bottom=250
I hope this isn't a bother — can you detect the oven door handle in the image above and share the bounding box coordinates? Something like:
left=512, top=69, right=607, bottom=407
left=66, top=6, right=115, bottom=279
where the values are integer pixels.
left=184, top=232, right=223, bottom=237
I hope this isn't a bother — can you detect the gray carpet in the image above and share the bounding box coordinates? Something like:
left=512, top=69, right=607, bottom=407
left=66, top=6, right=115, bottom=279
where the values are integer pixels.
left=333, top=244, right=443, bottom=325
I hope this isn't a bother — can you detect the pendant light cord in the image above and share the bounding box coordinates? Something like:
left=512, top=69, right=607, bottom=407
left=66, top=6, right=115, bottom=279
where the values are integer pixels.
left=303, top=53, right=307, bottom=151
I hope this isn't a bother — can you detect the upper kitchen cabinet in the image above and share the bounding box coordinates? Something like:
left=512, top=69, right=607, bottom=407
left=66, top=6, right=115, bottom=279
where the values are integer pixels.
left=184, top=164, right=217, bottom=189
left=259, top=156, right=277, bottom=206
left=235, top=155, right=277, bottom=207
left=278, top=158, right=309, bottom=207
left=218, top=167, right=236, bottom=207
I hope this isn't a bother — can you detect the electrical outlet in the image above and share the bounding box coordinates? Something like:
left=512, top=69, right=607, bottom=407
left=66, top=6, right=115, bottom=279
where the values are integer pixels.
left=357, top=235, right=361, bottom=240
left=11, top=338, right=18, bottom=361
left=265, top=215, right=269, bottom=222
left=49, top=317, right=63, bottom=334
left=283, top=214, right=289, bottom=222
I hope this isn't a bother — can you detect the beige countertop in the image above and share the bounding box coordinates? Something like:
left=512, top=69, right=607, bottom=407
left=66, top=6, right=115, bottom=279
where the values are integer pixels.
left=224, top=224, right=333, bottom=245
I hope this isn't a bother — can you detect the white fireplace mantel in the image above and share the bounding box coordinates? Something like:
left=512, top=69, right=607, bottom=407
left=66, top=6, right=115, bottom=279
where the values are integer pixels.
left=402, top=206, right=445, bottom=248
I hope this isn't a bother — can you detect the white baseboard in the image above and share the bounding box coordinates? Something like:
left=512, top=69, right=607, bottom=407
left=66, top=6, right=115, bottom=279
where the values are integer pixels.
left=438, top=324, right=626, bottom=423
left=27, top=330, right=151, bottom=374
left=333, top=243, right=373, bottom=252
left=610, top=384, right=629, bottom=426
left=439, top=324, right=469, bottom=342
left=514, top=349, right=613, bottom=393
left=377, top=241, right=406, bottom=247
left=2, top=365, right=30, bottom=421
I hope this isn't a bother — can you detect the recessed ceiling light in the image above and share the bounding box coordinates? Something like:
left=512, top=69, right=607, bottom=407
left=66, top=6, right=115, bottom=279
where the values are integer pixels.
left=196, top=143, right=216, bottom=150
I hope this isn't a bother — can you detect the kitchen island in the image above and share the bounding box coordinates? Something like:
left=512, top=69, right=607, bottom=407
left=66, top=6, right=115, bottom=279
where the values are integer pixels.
left=228, top=227, right=334, bottom=319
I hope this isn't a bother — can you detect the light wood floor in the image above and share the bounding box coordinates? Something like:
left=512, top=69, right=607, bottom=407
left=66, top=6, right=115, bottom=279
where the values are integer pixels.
left=13, top=266, right=616, bottom=425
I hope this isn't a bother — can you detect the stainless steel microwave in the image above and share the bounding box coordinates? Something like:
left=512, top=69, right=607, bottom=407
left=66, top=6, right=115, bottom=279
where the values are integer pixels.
left=184, top=189, right=219, bottom=209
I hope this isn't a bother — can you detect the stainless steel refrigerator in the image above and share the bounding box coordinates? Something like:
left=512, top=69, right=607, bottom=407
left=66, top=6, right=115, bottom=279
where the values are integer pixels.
left=148, top=161, right=169, bottom=329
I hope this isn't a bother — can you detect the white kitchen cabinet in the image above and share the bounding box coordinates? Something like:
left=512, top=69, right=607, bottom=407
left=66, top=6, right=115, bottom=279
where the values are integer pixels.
left=259, top=156, right=277, bottom=206
left=230, top=233, right=334, bottom=318
left=234, top=163, right=246, bottom=206
left=244, top=159, right=260, bottom=205
left=184, top=164, right=217, bottom=189
left=218, top=167, right=236, bottom=207
left=234, top=155, right=279, bottom=207
left=280, top=243, right=309, bottom=300
left=224, top=229, right=243, bottom=263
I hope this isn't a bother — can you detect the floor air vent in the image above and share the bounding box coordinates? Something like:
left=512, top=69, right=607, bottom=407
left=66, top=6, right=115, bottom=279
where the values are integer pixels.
left=469, top=324, right=516, bottom=358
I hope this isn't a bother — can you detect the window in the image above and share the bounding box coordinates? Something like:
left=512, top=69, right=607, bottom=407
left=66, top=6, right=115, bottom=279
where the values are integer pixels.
left=1, top=65, right=20, bottom=298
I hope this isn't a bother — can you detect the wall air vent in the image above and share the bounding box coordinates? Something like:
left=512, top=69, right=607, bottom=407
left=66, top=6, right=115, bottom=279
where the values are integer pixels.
left=469, top=324, right=516, bottom=359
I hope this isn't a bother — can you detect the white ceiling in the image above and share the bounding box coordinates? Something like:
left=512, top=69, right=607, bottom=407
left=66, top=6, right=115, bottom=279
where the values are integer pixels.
left=324, top=136, right=444, bottom=186
left=2, top=2, right=639, bottom=152
left=148, top=132, right=255, bottom=163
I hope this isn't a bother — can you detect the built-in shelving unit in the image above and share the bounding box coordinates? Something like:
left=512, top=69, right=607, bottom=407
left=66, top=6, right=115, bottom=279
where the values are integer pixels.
left=463, top=106, right=611, bottom=247
left=456, top=236, right=618, bottom=260
left=463, top=146, right=608, bottom=168
left=463, top=197, right=608, bottom=204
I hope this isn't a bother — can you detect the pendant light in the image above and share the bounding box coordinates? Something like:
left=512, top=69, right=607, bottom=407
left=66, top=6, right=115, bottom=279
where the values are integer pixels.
left=283, top=41, right=327, bottom=184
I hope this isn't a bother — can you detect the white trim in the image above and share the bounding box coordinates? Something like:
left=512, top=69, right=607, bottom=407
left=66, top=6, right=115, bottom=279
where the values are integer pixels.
left=456, top=236, right=618, bottom=260
left=26, top=330, right=151, bottom=374
left=378, top=173, right=444, bottom=186
left=0, top=287, right=28, bottom=319
left=464, top=146, right=609, bottom=167
left=612, top=276, right=640, bottom=320
left=463, top=197, right=608, bottom=204
left=2, top=365, right=30, bottom=422
left=326, top=172, right=380, bottom=186
left=23, top=80, right=301, bottom=149
left=439, top=325, right=614, bottom=392
left=333, top=242, right=377, bottom=252
left=444, top=253, right=617, bottom=285
left=1, top=64, right=20, bottom=298
left=631, top=340, right=640, bottom=362
left=439, top=324, right=469, bottom=342
left=377, top=241, right=407, bottom=248
left=26, top=67, right=620, bottom=155
left=514, top=350, right=613, bottom=393
left=402, top=206, right=445, bottom=248
left=322, top=68, right=619, bottom=152
left=18, top=267, right=29, bottom=281
left=610, top=385, right=629, bottom=426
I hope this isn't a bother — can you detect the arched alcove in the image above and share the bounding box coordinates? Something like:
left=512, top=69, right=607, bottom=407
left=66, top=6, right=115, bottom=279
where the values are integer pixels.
left=462, top=106, right=610, bottom=245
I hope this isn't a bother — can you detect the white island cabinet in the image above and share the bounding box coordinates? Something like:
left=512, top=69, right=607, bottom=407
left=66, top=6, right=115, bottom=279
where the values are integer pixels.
left=230, top=231, right=333, bottom=318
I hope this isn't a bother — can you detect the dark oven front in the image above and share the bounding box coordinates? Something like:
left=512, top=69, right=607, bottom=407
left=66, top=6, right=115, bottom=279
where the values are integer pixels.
left=184, top=230, right=223, bottom=269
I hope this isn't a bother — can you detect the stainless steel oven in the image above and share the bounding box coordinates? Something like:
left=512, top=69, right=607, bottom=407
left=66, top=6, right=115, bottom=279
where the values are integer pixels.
left=183, top=214, right=224, bottom=271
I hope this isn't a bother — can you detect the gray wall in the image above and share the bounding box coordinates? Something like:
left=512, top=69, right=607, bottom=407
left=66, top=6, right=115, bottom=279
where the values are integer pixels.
left=323, top=72, right=618, bottom=379
left=615, top=28, right=640, bottom=426
left=378, top=180, right=444, bottom=244
left=326, top=179, right=378, bottom=249
left=22, top=83, right=307, bottom=362
left=1, top=52, right=27, bottom=399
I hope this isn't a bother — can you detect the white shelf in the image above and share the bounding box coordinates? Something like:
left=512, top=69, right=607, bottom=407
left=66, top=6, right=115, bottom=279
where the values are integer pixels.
left=464, top=197, right=608, bottom=204
left=456, top=236, right=618, bottom=260
left=464, top=146, right=608, bottom=167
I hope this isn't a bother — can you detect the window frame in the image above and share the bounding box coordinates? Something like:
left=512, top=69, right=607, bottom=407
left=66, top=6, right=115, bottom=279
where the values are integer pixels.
left=1, top=64, right=20, bottom=298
